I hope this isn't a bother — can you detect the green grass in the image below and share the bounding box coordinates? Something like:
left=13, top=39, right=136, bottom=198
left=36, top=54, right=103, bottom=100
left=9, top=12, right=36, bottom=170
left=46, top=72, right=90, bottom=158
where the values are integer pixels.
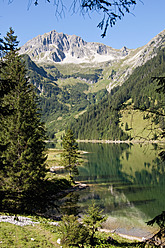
left=0, top=219, right=145, bottom=248
left=119, top=107, right=164, bottom=141
left=0, top=221, right=60, bottom=248
left=0, top=218, right=153, bottom=247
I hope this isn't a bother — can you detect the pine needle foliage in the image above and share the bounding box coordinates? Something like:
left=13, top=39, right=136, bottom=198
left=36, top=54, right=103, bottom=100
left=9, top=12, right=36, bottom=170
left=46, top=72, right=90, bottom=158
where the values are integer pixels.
left=146, top=211, right=165, bottom=247
left=0, top=28, right=48, bottom=213
left=58, top=215, right=89, bottom=247
left=83, top=203, right=107, bottom=246
left=61, top=129, right=79, bottom=180
left=58, top=203, right=107, bottom=247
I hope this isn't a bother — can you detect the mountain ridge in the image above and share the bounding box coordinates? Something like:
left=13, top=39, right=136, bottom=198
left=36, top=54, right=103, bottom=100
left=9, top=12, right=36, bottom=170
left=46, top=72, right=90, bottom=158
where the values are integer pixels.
left=19, top=29, right=131, bottom=64
left=20, top=29, right=165, bottom=92
left=20, top=29, right=165, bottom=139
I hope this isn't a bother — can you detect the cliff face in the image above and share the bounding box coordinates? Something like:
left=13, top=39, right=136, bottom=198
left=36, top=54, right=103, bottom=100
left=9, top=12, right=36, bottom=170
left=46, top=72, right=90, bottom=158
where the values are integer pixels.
left=19, top=30, right=130, bottom=64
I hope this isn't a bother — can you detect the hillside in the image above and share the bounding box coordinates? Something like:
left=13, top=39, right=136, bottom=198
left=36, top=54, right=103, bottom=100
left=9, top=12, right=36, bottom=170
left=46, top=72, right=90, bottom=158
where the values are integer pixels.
left=70, top=48, right=165, bottom=140
left=20, top=29, right=165, bottom=140
left=23, top=54, right=107, bottom=138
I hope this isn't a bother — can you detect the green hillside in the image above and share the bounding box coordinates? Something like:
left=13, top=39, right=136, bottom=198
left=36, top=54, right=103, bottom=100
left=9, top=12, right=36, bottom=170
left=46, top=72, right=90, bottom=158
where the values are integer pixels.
left=22, top=47, right=165, bottom=141
left=23, top=55, right=108, bottom=138
left=71, top=48, right=165, bottom=140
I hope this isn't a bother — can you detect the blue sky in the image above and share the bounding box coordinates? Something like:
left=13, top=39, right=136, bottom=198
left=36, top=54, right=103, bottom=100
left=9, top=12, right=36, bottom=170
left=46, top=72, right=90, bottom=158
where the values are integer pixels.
left=0, top=0, right=165, bottom=49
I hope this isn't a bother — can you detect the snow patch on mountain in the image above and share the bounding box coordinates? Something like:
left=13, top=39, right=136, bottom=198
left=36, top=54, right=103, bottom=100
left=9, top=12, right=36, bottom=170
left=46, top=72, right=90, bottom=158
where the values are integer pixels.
left=19, top=30, right=130, bottom=64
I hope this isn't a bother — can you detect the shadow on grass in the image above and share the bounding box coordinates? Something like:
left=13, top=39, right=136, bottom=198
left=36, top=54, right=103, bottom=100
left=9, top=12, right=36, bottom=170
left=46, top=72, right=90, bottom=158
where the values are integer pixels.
left=0, top=178, right=72, bottom=217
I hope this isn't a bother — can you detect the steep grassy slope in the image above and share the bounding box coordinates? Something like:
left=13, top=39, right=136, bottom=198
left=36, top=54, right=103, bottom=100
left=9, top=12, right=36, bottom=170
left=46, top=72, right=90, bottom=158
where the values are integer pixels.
left=119, top=104, right=163, bottom=140
left=71, top=48, right=165, bottom=140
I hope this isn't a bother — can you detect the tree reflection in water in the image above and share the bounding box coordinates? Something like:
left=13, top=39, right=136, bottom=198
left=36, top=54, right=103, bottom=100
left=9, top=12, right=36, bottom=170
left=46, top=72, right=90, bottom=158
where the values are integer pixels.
left=65, top=142, right=165, bottom=238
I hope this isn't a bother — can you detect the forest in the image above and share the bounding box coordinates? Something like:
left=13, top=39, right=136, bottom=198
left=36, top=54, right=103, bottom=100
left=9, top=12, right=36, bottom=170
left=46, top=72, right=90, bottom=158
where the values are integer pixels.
left=70, top=48, right=165, bottom=140
left=21, top=44, right=165, bottom=142
left=22, top=54, right=107, bottom=139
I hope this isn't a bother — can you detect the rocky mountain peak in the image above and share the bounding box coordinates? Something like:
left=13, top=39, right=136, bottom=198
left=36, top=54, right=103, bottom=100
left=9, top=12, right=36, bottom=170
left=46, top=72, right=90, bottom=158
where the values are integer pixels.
left=20, top=29, right=165, bottom=92
left=19, top=30, right=131, bottom=64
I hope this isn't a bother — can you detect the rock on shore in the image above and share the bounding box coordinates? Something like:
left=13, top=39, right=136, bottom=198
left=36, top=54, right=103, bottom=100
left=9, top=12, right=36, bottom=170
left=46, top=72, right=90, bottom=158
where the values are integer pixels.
left=0, top=216, right=39, bottom=226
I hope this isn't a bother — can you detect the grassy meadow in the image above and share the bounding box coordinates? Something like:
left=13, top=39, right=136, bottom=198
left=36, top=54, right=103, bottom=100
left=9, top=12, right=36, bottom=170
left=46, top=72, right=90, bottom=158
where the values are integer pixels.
left=0, top=220, right=59, bottom=248
left=0, top=218, right=147, bottom=248
left=119, top=107, right=164, bottom=141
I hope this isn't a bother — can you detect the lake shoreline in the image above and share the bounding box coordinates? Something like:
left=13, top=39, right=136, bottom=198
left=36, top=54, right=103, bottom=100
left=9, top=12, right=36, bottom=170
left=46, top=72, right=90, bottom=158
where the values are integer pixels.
left=76, top=139, right=165, bottom=144
left=47, top=141, right=163, bottom=244
left=100, top=228, right=144, bottom=241
left=99, top=227, right=157, bottom=242
left=71, top=182, right=157, bottom=242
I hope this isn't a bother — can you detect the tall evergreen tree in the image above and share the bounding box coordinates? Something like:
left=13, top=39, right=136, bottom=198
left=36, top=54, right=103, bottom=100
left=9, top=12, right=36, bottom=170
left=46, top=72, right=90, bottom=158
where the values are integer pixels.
left=61, top=129, right=79, bottom=180
left=0, top=35, right=14, bottom=202
left=0, top=28, right=47, bottom=212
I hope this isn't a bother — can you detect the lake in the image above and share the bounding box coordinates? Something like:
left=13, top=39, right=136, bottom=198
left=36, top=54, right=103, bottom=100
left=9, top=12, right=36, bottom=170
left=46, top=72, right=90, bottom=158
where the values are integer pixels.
left=63, top=142, right=165, bottom=239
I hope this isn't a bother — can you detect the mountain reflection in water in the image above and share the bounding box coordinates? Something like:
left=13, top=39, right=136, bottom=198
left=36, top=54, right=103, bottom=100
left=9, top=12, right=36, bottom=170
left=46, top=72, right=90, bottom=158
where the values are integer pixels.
left=71, top=142, right=165, bottom=238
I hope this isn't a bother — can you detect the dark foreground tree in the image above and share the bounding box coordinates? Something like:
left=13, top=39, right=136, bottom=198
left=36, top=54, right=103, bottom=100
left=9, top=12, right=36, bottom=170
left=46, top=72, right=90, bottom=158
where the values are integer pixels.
left=0, top=28, right=48, bottom=213
left=61, top=129, right=79, bottom=181
left=146, top=211, right=165, bottom=247
left=0, top=36, right=14, bottom=171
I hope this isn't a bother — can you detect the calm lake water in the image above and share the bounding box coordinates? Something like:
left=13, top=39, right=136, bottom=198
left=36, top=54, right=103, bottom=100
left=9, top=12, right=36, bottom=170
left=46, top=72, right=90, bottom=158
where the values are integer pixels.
left=66, top=142, right=165, bottom=238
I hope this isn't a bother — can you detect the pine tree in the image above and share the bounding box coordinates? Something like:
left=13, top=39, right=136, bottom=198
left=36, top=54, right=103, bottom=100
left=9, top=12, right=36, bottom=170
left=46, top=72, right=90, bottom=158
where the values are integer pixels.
left=0, top=28, right=47, bottom=213
left=0, top=35, right=14, bottom=201
left=83, top=203, right=107, bottom=246
left=61, top=129, right=79, bottom=181
left=58, top=215, right=89, bottom=247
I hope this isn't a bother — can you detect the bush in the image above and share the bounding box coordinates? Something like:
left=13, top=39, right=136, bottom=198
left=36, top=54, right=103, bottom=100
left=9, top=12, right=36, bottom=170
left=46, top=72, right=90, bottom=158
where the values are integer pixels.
left=57, top=215, right=89, bottom=247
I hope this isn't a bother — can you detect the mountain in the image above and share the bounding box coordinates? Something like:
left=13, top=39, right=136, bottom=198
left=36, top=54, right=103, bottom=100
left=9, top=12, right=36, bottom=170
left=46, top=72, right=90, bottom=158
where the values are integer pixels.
left=71, top=48, right=165, bottom=141
left=20, top=29, right=165, bottom=91
left=20, top=30, right=130, bottom=64
left=20, top=29, right=165, bottom=140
